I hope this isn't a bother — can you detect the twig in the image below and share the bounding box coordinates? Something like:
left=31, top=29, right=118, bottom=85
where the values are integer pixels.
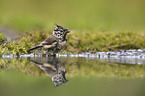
left=107, top=42, right=134, bottom=49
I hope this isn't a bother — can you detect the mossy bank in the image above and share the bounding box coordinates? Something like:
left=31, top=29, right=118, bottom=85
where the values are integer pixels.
left=0, top=31, right=145, bottom=55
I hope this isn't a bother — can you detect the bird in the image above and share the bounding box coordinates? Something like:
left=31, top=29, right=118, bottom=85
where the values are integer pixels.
left=27, top=24, right=70, bottom=56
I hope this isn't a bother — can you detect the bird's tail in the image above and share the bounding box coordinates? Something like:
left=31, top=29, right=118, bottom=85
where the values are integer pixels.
left=27, top=45, right=43, bottom=53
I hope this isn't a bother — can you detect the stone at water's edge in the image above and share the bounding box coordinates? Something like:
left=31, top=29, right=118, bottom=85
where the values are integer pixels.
left=1, top=49, right=145, bottom=60
left=2, top=49, right=145, bottom=58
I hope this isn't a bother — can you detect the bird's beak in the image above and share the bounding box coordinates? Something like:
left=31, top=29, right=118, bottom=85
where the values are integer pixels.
left=67, top=31, right=70, bottom=33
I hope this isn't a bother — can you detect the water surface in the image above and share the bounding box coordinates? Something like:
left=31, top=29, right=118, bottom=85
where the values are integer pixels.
left=0, top=56, right=145, bottom=96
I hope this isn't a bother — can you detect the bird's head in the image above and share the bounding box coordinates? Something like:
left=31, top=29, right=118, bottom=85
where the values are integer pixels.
left=53, top=24, right=70, bottom=39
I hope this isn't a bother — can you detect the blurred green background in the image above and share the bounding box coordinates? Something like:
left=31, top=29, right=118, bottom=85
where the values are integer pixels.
left=0, top=0, right=145, bottom=32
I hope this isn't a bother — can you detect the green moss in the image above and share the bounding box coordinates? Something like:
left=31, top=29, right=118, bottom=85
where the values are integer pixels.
left=1, top=30, right=52, bottom=54
left=1, top=31, right=145, bottom=55
left=67, top=31, right=145, bottom=52
left=0, top=33, right=6, bottom=56
left=0, top=32, right=6, bottom=41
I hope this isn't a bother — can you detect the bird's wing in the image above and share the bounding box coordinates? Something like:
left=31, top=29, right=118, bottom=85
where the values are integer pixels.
left=43, top=42, right=58, bottom=49
left=28, top=35, right=58, bottom=52
left=40, top=35, right=58, bottom=45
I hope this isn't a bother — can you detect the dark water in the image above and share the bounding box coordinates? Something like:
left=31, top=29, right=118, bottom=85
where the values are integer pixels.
left=0, top=56, right=145, bottom=96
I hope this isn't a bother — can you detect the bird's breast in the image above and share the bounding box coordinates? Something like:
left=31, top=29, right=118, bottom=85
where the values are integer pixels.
left=58, top=41, right=66, bottom=48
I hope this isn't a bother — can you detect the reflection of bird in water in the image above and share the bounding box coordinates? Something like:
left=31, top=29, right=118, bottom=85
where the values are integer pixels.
left=27, top=24, right=70, bottom=56
left=29, top=57, right=68, bottom=87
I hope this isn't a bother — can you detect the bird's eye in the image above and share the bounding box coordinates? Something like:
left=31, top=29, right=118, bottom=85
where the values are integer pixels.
left=55, top=29, right=59, bottom=31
